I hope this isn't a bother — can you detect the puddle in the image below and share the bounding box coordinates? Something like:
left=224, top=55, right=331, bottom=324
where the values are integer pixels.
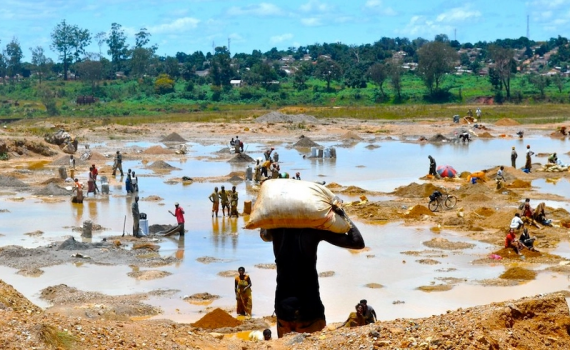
left=2, top=136, right=570, bottom=324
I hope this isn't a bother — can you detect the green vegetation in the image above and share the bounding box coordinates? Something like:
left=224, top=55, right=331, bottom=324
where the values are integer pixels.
left=1, top=24, right=570, bottom=120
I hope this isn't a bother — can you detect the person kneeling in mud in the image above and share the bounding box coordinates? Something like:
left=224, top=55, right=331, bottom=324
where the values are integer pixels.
left=505, top=228, right=525, bottom=255
left=519, top=228, right=538, bottom=252
left=260, top=209, right=365, bottom=338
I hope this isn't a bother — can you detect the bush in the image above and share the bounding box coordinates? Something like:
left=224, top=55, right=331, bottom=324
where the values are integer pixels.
left=154, top=74, right=175, bottom=94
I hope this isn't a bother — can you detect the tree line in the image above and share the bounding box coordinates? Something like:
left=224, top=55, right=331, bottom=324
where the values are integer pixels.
left=0, top=20, right=569, bottom=104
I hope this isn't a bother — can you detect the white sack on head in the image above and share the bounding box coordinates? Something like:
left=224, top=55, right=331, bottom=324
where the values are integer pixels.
left=245, top=179, right=350, bottom=233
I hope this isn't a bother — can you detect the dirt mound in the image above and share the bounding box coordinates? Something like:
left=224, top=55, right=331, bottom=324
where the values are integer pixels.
left=404, top=205, right=434, bottom=219
left=0, top=280, right=42, bottom=313
left=428, top=134, right=449, bottom=142
left=143, top=146, right=172, bottom=154
left=326, top=182, right=342, bottom=189
left=183, top=293, right=220, bottom=301
left=40, top=177, right=64, bottom=185
left=423, top=237, right=475, bottom=250
left=293, top=135, right=320, bottom=147
left=127, top=270, right=172, bottom=280
left=340, top=131, right=363, bottom=141
left=495, top=118, right=520, bottom=126
left=464, top=193, right=491, bottom=202
left=475, top=207, right=495, bottom=217
left=507, top=179, right=531, bottom=188
left=0, top=175, right=28, bottom=188
left=227, top=153, right=254, bottom=163
left=255, top=111, right=319, bottom=124
left=89, top=152, right=107, bottom=161
left=455, top=183, right=490, bottom=198
left=147, top=161, right=180, bottom=170
left=34, top=183, right=70, bottom=196
left=392, top=182, right=438, bottom=198
left=228, top=175, right=243, bottom=181
left=57, top=237, right=104, bottom=250
left=340, top=186, right=367, bottom=195
left=191, top=308, right=242, bottom=329
left=477, top=132, right=493, bottom=138
left=160, top=132, right=187, bottom=142
left=499, top=267, right=537, bottom=280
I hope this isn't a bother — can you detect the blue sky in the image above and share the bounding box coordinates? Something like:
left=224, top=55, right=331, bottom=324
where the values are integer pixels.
left=1, top=0, right=569, bottom=61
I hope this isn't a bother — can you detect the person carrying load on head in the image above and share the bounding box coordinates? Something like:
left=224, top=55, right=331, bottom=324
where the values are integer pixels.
left=260, top=205, right=365, bottom=338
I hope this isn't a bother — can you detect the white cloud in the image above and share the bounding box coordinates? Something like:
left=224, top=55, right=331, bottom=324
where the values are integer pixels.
left=397, top=15, right=452, bottom=38
left=527, top=0, right=570, bottom=33
left=301, top=17, right=322, bottom=26
left=270, top=33, right=293, bottom=44
left=226, top=3, right=284, bottom=17
left=149, top=17, right=200, bottom=34
left=299, top=0, right=333, bottom=13
left=435, top=7, right=481, bottom=23
left=363, top=0, right=397, bottom=16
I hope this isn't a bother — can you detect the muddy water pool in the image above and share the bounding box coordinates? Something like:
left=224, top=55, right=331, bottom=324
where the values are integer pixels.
left=1, top=136, right=570, bottom=324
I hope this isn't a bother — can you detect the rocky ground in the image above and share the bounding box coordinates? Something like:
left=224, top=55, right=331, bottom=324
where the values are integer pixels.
left=2, top=112, right=570, bottom=348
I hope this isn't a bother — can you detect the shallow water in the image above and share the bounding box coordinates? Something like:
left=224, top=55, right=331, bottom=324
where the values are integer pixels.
left=1, top=135, right=570, bottom=324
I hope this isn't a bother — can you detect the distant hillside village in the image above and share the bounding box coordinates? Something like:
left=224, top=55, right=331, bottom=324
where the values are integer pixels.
left=1, top=21, right=569, bottom=114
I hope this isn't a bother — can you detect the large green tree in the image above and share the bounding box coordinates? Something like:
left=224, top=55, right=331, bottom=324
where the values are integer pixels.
left=488, top=45, right=516, bottom=99
left=416, top=41, right=458, bottom=94
left=315, top=58, right=342, bottom=91
left=50, top=20, right=91, bottom=80
left=5, top=37, right=24, bottom=79
left=209, top=46, right=234, bottom=87
left=367, top=62, right=388, bottom=96
left=30, top=46, right=52, bottom=85
left=106, top=23, right=129, bottom=73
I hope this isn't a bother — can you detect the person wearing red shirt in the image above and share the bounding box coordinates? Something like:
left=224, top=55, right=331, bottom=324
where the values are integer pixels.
left=165, top=202, right=185, bottom=236
left=505, top=230, right=523, bottom=255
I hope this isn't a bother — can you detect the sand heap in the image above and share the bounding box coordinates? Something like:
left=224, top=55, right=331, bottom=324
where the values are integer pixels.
left=477, top=132, right=493, bottom=138
left=147, top=161, right=180, bottom=170
left=191, top=308, right=242, bottom=329
left=392, top=182, right=438, bottom=198
left=143, top=146, right=172, bottom=154
left=404, top=205, right=435, bottom=219
left=495, top=118, right=520, bottom=126
left=33, top=183, right=70, bottom=196
left=255, top=111, right=319, bottom=124
left=341, top=131, right=363, bottom=141
left=428, top=134, right=449, bottom=142
left=51, top=152, right=106, bottom=166
left=0, top=280, right=42, bottom=313
left=160, top=132, right=187, bottom=142
left=0, top=176, right=28, bottom=188
left=228, top=153, right=254, bottom=163
left=507, top=179, right=531, bottom=188
left=293, top=135, right=320, bottom=147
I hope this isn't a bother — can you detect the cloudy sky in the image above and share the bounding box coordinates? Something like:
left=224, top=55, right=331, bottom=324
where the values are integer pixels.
left=1, top=0, right=569, bottom=60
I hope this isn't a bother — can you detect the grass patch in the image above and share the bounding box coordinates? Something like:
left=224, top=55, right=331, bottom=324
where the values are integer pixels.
left=37, top=324, right=76, bottom=349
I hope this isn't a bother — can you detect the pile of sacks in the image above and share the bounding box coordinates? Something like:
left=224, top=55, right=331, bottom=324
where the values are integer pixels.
left=537, top=163, right=568, bottom=172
